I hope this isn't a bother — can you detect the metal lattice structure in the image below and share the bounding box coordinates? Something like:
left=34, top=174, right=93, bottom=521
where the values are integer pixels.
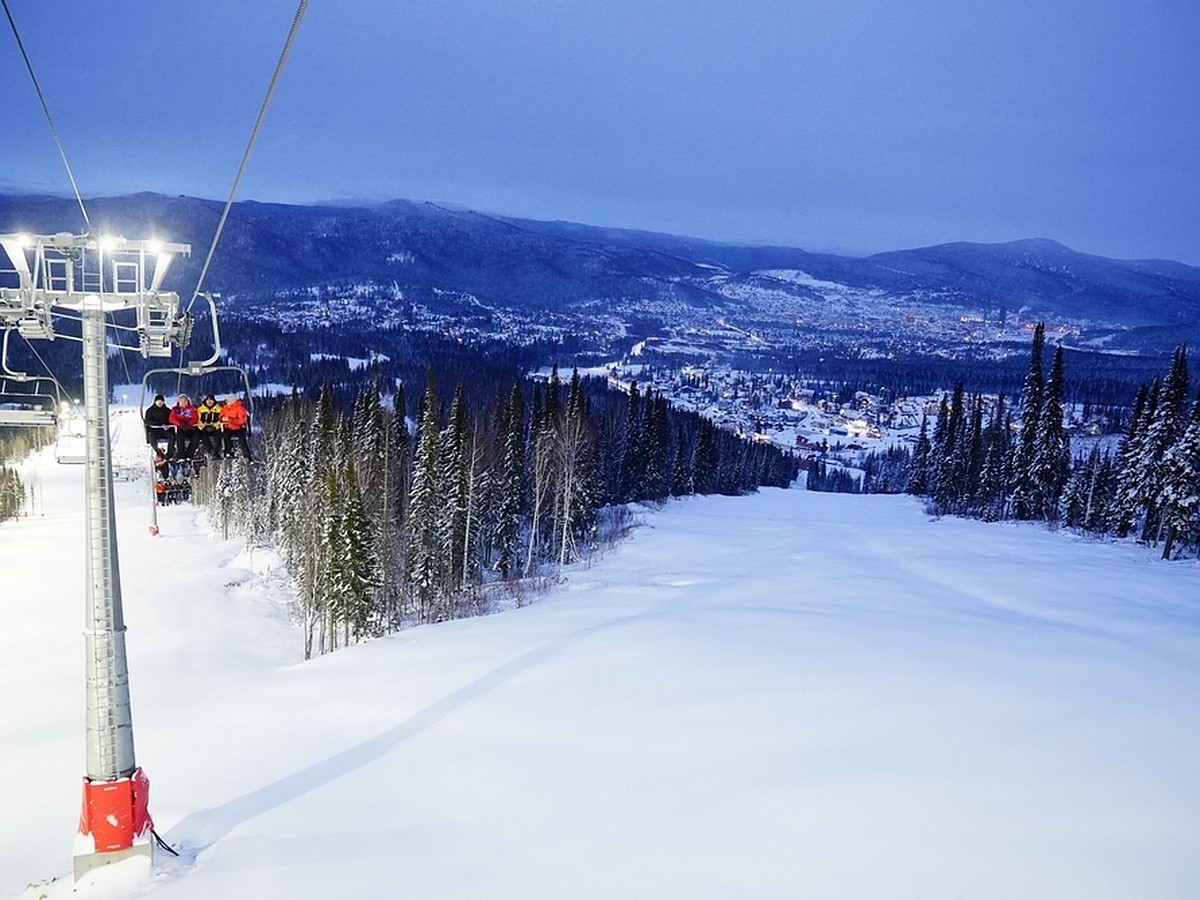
left=0, top=231, right=190, bottom=877
left=0, top=231, right=191, bottom=352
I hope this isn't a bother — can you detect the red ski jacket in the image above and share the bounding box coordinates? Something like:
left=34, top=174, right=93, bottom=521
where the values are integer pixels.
left=169, top=403, right=199, bottom=430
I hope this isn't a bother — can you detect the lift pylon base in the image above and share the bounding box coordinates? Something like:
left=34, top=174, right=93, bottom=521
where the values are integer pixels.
left=73, top=768, right=154, bottom=880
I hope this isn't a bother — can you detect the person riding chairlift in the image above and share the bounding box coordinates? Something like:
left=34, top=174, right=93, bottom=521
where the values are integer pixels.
left=196, top=393, right=224, bottom=458
left=168, top=394, right=200, bottom=460
left=218, top=394, right=252, bottom=460
left=144, top=394, right=172, bottom=456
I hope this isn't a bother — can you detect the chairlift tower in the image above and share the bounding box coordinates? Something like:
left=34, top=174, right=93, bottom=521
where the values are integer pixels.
left=0, top=231, right=190, bottom=878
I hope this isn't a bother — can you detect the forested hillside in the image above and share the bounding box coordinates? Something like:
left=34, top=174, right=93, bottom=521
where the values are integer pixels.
left=817, top=334, right=1199, bottom=560
left=190, top=368, right=796, bottom=656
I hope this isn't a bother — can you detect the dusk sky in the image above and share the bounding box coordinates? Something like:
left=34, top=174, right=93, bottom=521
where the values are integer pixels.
left=3, top=1, right=1197, bottom=263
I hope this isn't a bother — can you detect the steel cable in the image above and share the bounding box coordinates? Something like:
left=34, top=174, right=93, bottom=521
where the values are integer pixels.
left=1, top=0, right=91, bottom=230
left=189, top=0, right=309, bottom=310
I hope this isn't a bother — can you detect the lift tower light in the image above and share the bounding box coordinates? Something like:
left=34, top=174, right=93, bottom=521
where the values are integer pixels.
left=0, top=232, right=191, bottom=880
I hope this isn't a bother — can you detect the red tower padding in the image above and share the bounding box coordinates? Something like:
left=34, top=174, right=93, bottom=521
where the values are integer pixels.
left=77, top=768, right=153, bottom=852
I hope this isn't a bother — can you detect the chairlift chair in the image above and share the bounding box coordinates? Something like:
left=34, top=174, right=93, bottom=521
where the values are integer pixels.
left=0, top=327, right=64, bottom=428
left=0, top=372, right=60, bottom=428
left=0, top=386, right=58, bottom=427
left=140, top=294, right=254, bottom=533
left=54, top=431, right=86, bottom=464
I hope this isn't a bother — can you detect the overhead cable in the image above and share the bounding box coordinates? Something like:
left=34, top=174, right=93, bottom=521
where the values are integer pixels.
left=1, top=0, right=92, bottom=230
left=190, top=0, right=309, bottom=309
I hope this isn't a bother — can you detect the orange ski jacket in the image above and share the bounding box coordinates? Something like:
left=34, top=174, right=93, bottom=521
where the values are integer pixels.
left=219, top=399, right=248, bottom=431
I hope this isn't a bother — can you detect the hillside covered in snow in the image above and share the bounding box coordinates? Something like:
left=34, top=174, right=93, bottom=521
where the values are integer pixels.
left=2, top=409, right=1198, bottom=899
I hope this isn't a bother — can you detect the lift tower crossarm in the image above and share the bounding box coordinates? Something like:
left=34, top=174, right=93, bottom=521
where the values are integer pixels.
left=0, top=232, right=191, bottom=354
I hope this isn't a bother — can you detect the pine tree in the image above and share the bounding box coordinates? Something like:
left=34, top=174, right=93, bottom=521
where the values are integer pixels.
left=643, top=391, right=672, bottom=501
left=941, top=383, right=970, bottom=513
left=458, top=424, right=485, bottom=604
left=1061, top=444, right=1117, bottom=535
left=495, top=382, right=525, bottom=580
left=265, top=398, right=310, bottom=567
left=964, top=395, right=985, bottom=514
left=907, top=414, right=931, bottom=495
left=1141, top=347, right=1191, bottom=543
left=1161, top=346, right=1191, bottom=426
left=0, top=466, right=22, bottom=521
left=544, top=362, right=562, bottom=426
left=321, top=464, right=348, bottom=650
left=619, top=380, right=646, bottom=502
left=336, top=458, right=380, bottom=639
left=238, top=457, right=270, bottom=545
left=312, top=383, right=339, bottom=473
left=210, top=457, right=238, bottom=540
left=1061, top=446, right=1096, bottom=530
left=286, top=386, right=341, bottom=657
left=976, top=397, right=1009, bottom=521
left=859, top=444, right=912, bottom=494
left=1109, top=382, right=1154, bottom=537
left=1085, top=451, right=1118, bottom=534
left=670, top=419, right=696, bottom=497
left=389, top=382, right=411, bottom=528
left=1032, top=345, right=1070, bottom=521
left=525, top=416, right=556, bottom=576
left=405, top=374, right=442, bottom=622
left=692, top=418, right=718, bottom=494
left=1159, top=398, right=1200, bottom=559
left=1011, top=323, right=1046, bottom=520
left=555, top=368, right=597, bottom=566
left=437, top=385, right=471, bottom=599
left=351, top=380, right=387, bottom=517
left=929, top=392, right=953, bottom=511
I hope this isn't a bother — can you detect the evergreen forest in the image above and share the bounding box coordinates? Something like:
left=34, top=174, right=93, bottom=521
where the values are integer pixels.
left=811, top=329, right=1200, bottom=561
left=188, top=367, right=797, bottom=657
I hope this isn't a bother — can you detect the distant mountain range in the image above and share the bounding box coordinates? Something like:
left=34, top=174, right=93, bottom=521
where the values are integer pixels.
left=498, top=216, right=1200, bottom=329
left=2, top=193, right=1198, bottom=353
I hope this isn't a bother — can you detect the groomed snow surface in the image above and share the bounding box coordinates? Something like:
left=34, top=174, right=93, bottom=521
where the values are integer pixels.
left=3, top=410, right=1199, bottom=899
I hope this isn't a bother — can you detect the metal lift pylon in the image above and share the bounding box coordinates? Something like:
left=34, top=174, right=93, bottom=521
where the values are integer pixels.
left=0, top=231, right=190, bottom=880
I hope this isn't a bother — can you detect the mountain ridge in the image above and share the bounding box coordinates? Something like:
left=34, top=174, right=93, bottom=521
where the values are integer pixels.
left=1, top=193, right=1198, bottom=343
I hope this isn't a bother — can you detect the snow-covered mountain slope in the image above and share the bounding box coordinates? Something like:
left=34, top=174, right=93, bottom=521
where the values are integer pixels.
left=3, top=411, right=1199, bottom=898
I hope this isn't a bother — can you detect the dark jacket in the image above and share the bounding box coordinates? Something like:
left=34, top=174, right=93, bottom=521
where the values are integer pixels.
left=145, top=402, right=171, bottom=429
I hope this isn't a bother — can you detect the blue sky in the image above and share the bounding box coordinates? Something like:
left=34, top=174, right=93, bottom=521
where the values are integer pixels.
left=3, top=1, right=1197, bottom=263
